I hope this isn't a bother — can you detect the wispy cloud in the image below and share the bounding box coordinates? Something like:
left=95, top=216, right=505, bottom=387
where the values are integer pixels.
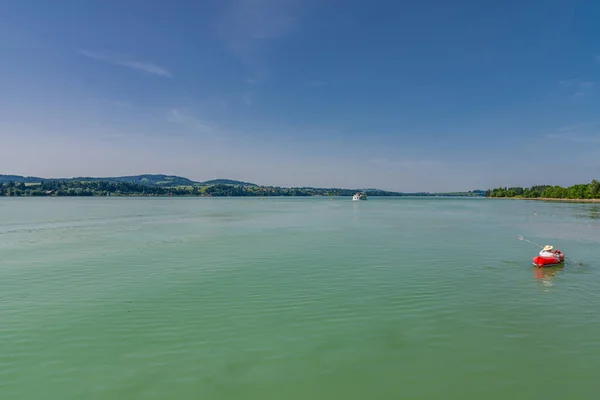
left=242, top=92, right=253, bottom=106
left=114, top=100, right=134, bottom=109
left=546, top=132, right=600, bottom=143
left=79, top=50, right=172, bottom=77
left=167, top=109, right=223, bottom=138
left=558, top=79, right=594, bottom=97
left=546, top=123, right=600, bottom=144
left=213, top=0, right=308, bottom=81
left=100, top=132, right=145, bottom=142
left=370, top=158, right=439, bottom=169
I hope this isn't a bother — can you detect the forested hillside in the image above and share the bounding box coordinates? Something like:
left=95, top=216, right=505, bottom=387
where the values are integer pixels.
left=485, top=180, right=600, bottom=199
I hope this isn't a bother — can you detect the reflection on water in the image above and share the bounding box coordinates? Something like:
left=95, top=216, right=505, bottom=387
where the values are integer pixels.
left=586, top=206, right=600, bottom=220
left=573, top=205, right=600, bottom=220
left=1, top=197, right=599, bottom=399
left=532, top=265, right=564, bottom=288
left=352, top=200, right=362, bottom=221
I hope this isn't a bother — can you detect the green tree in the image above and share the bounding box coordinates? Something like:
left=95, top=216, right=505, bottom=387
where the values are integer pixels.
left=567, top=184, right=588, bottom=199
left=588, top=179, right=600, bottom=199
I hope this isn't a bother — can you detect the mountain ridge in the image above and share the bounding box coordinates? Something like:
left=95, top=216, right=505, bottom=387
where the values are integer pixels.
left=0, top=174, right=255, bottom=187
left=0, top=174, right=484, bottom=195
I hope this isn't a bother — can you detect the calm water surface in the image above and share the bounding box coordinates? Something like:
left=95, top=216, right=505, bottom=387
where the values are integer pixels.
left=1, top=197, right=599, bottom=399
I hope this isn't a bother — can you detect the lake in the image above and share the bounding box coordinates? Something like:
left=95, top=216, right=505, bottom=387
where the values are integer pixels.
left=1, top=197, right=599, bottom=399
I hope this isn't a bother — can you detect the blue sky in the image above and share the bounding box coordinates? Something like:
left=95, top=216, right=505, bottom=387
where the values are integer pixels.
left=1, top=0, right=600, bottom=191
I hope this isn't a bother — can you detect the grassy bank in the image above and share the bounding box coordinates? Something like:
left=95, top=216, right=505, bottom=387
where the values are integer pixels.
left=486, top=180, right=600, bottom=201
left=487, top=196, right=600, bottom=203
left=515, top=197, right=600, bottom=203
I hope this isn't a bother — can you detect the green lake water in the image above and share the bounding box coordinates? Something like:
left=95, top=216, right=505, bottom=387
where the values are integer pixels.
left=1, top=197, right=599, bottom=399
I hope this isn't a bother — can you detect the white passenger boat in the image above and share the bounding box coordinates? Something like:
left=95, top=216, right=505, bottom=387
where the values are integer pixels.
left=352, top=192, right=367, bottom=201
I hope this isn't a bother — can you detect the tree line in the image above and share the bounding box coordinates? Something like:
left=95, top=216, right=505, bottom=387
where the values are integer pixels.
left=0, top=180, right=181, bottom=197
left=0, top=180, right=487, bottom=197
left=0, top=181, right=398, bottom=197
left=204, top=185, right=404, bottom=197
left=485, top=180, right=600, bottom=199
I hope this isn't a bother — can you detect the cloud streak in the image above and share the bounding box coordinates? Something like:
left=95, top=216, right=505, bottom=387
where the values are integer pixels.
left=546, top=123, right=600, bottom=144
left=546, top=132, right=600, bottom=143
left=167, top=109, right=223, bottom=139
left=213, top=0, right=307, bottom=81
left=114, top=100, right=134, bottom=109
left=558, top=79, right=594, bottom=97
left=79, top=50, right=172, bottom=77
left=370, top=158, right=440, bottom=169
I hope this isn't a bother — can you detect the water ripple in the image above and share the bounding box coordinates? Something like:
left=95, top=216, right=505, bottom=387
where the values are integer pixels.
left=1, top=197, right=599, bottom=399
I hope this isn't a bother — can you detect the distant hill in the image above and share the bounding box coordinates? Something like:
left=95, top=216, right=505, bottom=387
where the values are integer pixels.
left=0, top=175, right=44, bottom=184
left=74, top=174, right=199, bottom=187
left=201, top=179, right=257, bottom=187
left=0, top=174, right=199, bottom=187
left=0, top=174, right=484, bottom=195
left=0, top=174, right=257, bottom=187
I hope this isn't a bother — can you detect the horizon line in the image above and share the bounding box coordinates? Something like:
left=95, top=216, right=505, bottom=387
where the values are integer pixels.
left=0, top=173, right=487, bottom=193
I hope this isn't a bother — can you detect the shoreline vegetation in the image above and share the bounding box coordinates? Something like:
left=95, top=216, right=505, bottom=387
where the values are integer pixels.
left=2, top=175, right=598, bottom=201
left=519, top=198, right=600, bottom=203
left=0, top=174, right=486, bottom=198
left=485, top=180, right=600, bottom=202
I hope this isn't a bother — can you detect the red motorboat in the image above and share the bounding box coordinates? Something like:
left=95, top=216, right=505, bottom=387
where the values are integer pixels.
left=532, top=250, right=565, bottom=268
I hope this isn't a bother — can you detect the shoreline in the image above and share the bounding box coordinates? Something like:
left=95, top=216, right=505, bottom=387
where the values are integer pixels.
left=0, top=194, right=484, bottom=199
left=487, top=197, right=600, bottom=203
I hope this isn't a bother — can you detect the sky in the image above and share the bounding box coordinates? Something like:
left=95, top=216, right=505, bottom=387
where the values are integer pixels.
left=1, top=0, right=600, bottom=192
